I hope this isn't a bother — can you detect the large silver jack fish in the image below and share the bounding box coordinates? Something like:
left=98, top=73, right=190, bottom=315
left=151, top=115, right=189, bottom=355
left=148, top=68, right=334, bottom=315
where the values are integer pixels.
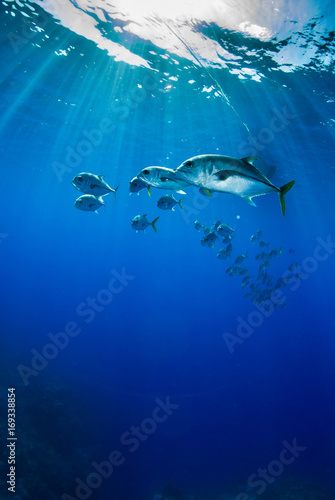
left=174, top=154, right=295, bottom=216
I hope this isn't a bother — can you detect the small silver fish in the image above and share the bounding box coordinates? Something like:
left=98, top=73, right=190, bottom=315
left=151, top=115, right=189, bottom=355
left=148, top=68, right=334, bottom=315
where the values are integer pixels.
left=201, top=232, right=219, bottom=248
left=157, top=194, right=184, bottom=211
left=74, top=195, right=105, bottom=213
left=72, top=172, right=119, bottom=198
left=235, top=252, right=249, bottom=264
left=217, top=248, right=230, bottom=260
left=131, top=214, right=159, bottom=233
left=217, top=223, right=235, bottom=236
left=256, top=252, right=269, bottom=260
left=194, top=220, right=204, bottom=231
left=241, top=276, right=251, bottom=288
left=269, top=247, right=283, bottom=258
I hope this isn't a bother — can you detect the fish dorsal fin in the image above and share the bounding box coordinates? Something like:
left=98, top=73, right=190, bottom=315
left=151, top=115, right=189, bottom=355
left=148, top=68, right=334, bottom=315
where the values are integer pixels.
left=214, top=170, right=242, bottom=181
left=241, top=156, right=259, bottom=166
left=98, top=175, right=105, bottom=179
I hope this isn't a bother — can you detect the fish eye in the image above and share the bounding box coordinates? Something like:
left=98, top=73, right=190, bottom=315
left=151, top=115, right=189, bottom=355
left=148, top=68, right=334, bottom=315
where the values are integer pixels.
left=77, top=176, right=83, bottom=181
left=143, top=169, right=149, bottom=175
left=184, top=161, right=193, bottom=168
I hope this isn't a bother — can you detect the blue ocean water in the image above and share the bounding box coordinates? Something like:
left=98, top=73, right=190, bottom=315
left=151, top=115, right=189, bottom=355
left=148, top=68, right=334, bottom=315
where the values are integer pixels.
left=1, top=1, right=335, bottom=499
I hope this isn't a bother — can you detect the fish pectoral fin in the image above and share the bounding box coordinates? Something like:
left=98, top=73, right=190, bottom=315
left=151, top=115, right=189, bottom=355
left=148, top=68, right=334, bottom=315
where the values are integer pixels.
left=244, top=196, right=257, bottom=207
left=241, top=156, right=259, bottom=166
left=176, top=190, right=186, bottom=194
left=214, top=170, right=243, bottom=181
left=199, top=188, right=213, bottom=198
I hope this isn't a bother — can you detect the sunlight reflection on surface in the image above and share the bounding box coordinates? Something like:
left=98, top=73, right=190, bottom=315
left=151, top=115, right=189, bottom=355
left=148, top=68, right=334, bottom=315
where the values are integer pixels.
left=30, top=0, right=335, bottom=72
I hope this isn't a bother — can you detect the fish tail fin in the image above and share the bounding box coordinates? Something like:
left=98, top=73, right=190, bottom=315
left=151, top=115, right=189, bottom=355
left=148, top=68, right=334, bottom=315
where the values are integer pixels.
left=151, top=217, right=159, bottom=233
left=147, top=186, right=151, bottom=197
left=113, top=185, right=120, bottom=200
left=279, top=181, right=295, bottom=216
left=178, top=197, right=184, bottom=210
left=246, top=251, right=249, bottom=258
left=279, top=246, right=283, bottom=255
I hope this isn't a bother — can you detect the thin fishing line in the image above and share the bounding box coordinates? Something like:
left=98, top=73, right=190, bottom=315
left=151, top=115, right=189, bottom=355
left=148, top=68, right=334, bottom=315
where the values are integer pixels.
left=159, top=18, right=262, bottom=154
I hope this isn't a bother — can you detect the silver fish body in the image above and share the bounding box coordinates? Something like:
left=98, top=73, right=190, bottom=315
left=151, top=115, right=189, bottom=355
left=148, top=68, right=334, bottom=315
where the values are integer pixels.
left=174, top=155, right=279, bottom=204
left=217, top=223, right=235, bottom=236
left=157, top=194, right=183, bottom=211
left=174, top=155, right=295, bottom=215
left=72, top=172, right=117, bottom=197
left=74, top=194, right=105, bottom=213
left=131, top=214, right=159, bottom=233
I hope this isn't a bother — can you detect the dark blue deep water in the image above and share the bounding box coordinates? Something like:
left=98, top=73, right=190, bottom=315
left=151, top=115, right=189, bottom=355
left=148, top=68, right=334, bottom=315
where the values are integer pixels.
left=1, top=1, right=335, bottom=499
